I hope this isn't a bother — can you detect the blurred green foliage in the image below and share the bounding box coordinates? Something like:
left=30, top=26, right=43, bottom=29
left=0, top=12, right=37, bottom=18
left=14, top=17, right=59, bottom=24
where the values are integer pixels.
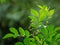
left=0, top=0, right=60, bottom=45
left=0, top=0, right=60, bottom=27
left=3, top=5, right=60, bottom=45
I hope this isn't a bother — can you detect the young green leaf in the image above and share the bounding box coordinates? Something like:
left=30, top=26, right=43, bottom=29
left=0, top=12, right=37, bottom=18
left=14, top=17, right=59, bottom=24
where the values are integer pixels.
left=24, top=38, right=30, bottom=45
left=41, top=28, right=48, bottom=36
left=3, top=33, right=14, bottom=39
left=29, top=16, right=39, bottom=28
left=29, top=16, right=38, bottom=22
left=38, top=34, right=44, bottom=39
left=38, top=5, right=43, bottom=9
left=55, top=34, right=60, bottom=40
left=43, top=42, right=48, bottom=45
left=55, top=27, right=60, bottom=32
left=47, top=25, right=55, bottom=35
left=25, top=30, right=30, bottom=37
left=15, top=42, right=24, bottom=45
left=49, top=9, right=54, bottom=16
left=52, top=42, right=57, bottom=45
left=57, top=39, right=60, bottom=42
left=29, top=42, right=36, bottom=45
left=9, top=28, right=18, bottom=38
left=35, top=36, right=41, bottom=43
left=47, top=25, right=54, bottom=30
left=30, top=38, right=36, bottom=43
left=39, top=6, right=48, bottom=21
left=19, top=27, right=25, bottom=36
left=31, top=9, right=38, bottom=17
left=35, top=36, right=39, bottom=41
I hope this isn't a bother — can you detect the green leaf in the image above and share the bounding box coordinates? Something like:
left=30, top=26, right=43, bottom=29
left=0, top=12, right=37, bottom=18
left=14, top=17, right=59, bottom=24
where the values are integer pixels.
left=55, top=27, right=60, bottom=31
left=29, top=42, right=36, bottom=45
left=41, top=28, right=48, bottom=36
left=52, top=42, right=57, bottom=45
left=15, top=42, right=24, bottom=45
left=35, top=36, right=41, bottom=43
left=47, top=25, right=54, bottom=31
left=47, top=25, right=55, bottom=35
left=3, top=33, right=14, bottom=39
left=55, top=34, right=60, bottom=40
left=29, top=16, right=38, bottom=22
left=30, top=38, right=36, bottom=44
left=57, top=39, right=60, bottom=42
left=9, top=28, right=18, bottom=38
left=49, top=9, right=54, bottom=16
left=38, top=34, right=44, bottom=39
left=38, top=5, right=43, bottom=9
left=43, top=42, right=48, bottom=45
left=29, top=16, right=39, bottom=28
left=48, top=9, right=54, bottom=18
left=39, top=5, right=48, bottom=21
left=19, top=27, right=25, bottom=36
left=31, top=9, right=38, bottom=17
left=46, top=25, right=55, bottom=41
left=24, top=38, right=30, bottom=45
left=25, top=30, right=30, bottom=37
